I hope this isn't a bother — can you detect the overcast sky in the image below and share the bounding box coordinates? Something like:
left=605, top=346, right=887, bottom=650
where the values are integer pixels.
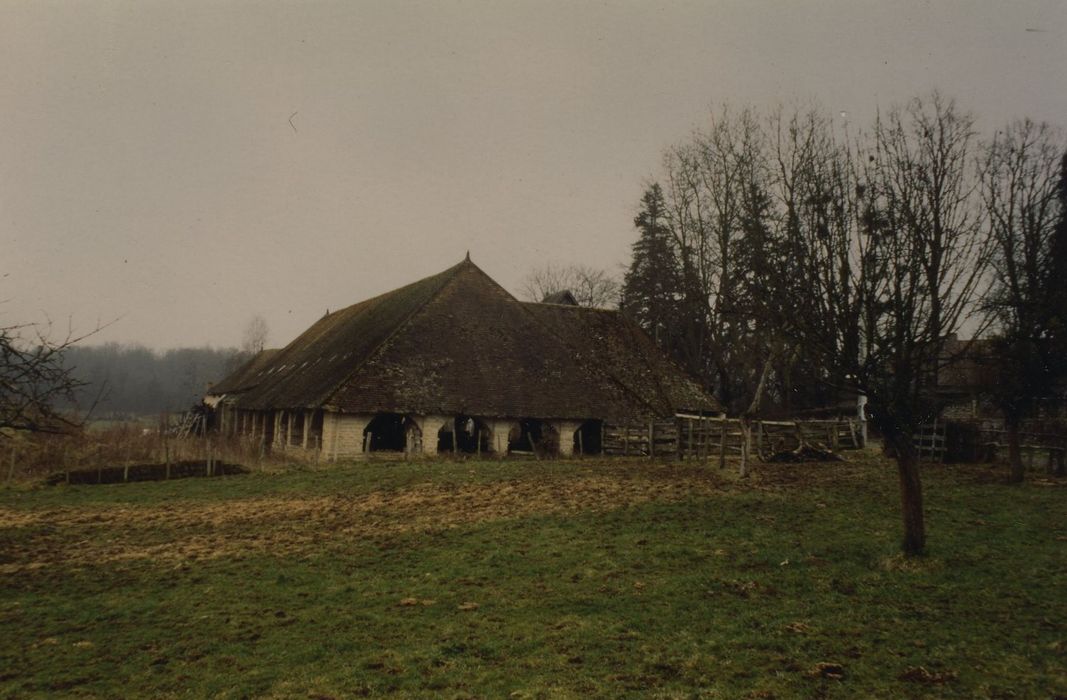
left=3, top=0, right=1065, bottom=351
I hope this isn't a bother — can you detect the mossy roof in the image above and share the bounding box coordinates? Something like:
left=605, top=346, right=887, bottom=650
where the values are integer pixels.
left=210, top=258, right=718, bottom=420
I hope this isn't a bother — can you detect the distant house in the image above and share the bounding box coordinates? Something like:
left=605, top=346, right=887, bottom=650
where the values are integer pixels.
left=938, top=336, right=999, bottom=420
left=207, top=256, right=718, bottom=459
left=938, top=335, right=1067, bottom=422
left=540, top=289, right=578, bottom=306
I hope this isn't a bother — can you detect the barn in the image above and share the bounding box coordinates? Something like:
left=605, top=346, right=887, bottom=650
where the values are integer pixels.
left=207, top=256, right=718, bottom=458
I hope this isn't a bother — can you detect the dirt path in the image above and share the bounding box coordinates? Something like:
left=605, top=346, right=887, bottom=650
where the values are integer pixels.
left=0, top=467, right=729, bottom=574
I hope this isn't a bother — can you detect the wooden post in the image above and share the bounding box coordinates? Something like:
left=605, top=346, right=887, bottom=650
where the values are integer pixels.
left=718, top=417, right=727, bottom=469
left=699, top=416, right=707, bottom=465
left=576, top=428, right=583, bottom=457
left=452, top=421, right=457, bottom=455
left=8, top=447, right=15, bottom=482
left=848, top=419, right=858, bottom=449
left=528, top=431, right=540, bottom=461
left=165, top=439, right=171, bottom=480
left=623, top=422, right=629, bottom=456
left=687, top=418, right=693, bottom=461
left=648, top=419, right=654, bottom=459
left=756, top=421, right=764, bottom=459
left=675, top=417, right=682, bottom=462
left=364, top=431, right=372, bottom=455
left=477, top=429, right=483, bottom=458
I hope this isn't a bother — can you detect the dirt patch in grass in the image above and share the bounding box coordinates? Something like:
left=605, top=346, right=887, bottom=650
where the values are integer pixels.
left=0, top=463, right=729, bottom=573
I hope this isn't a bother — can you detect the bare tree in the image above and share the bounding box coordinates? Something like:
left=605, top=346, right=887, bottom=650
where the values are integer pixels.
left=979, top=119, right=1066, bottom=482
left=520, top=263, right=620, bottom=308
left=1, top=320, right=93, bottom=438
left=788, top=94, right=990, bottom=555
left=661, top=106, right=776, bottom=410
left=241, top=315, right=269, bottom=356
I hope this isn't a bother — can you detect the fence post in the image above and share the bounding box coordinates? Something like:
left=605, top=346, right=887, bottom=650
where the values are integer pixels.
left=701, top=416, right=709, bottom=465
left=675, top=417, right=682, bottom=462
left=8, top=447, right=15, bottom=482
left=648, top=419, right=654, bottom=460
left=687, top=418, right=693, bottom=461
left=718, top=416, right=727, bottom=469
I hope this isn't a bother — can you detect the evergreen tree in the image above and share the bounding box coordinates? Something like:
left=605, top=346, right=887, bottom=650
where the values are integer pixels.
left=621, top=184, right=681, bottom=346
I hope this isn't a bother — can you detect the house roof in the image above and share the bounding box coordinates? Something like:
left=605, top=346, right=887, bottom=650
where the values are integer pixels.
left=207, top=348, right=280, bottom=396
left=939, top=337, right=998, bottom=391
left=523, top=302, right=719, bottom=414
left=541, top=290, right=579, bottom=306
left=211, top=258, right=718, bottom=420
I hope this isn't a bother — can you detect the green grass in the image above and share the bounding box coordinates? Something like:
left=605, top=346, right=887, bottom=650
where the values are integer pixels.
left=1, top=454, right=1065, bottom=698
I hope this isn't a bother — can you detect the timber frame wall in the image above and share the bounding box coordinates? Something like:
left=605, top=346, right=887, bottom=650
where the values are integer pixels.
left=215, top=404, right=865, bottom=462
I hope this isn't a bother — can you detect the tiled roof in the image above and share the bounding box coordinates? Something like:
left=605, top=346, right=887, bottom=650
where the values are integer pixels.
left=523, top=302, right=720, bottom=415
left=210, top=258, right=719, bottom=420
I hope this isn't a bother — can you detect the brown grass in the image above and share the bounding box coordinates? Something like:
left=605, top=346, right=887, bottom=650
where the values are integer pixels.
left=0, top=464, right=731, bottom=573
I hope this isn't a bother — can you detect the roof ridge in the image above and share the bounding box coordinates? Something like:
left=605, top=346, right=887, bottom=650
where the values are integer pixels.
left=317, top=258, right=469, bottom=409
left=521, top=301, right=619, bottom=313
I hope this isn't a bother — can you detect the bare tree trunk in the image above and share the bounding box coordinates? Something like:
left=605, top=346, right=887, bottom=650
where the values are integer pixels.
left=891, top=435, right=926, bottom=556
left=1005, top=414, right=1024, bottom=484
left=738, top=354, right=775, bottom=478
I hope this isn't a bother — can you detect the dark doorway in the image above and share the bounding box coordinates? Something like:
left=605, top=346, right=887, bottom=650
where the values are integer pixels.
left=454, top=415, right=490, bottom=454
left=364, top=413, right=407, bottom=452
left=575, top=420, right=603, bottom=455
left=309, top=410, right=324, bottom=450
left=509, top=419, right=559, bottom=456
left=262, top=411, right=275, bottom=453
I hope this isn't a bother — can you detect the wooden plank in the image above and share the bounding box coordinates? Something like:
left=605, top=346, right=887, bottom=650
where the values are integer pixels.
left=687, top=418, right=694, bottom=461
left=718, top=417, right=727, bottom=469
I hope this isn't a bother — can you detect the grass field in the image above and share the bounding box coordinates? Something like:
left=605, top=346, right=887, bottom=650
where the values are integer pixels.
left=1, top=451, right=1065, bottom=698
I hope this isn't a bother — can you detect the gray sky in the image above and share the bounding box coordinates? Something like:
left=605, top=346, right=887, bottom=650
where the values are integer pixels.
left=3, top=0, right=1065, bottom=350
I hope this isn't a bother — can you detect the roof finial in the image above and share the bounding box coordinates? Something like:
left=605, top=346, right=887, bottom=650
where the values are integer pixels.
left=465, top=250, right=471, bottom=262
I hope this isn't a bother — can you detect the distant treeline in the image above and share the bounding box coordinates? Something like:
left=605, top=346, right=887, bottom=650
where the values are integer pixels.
left=62, top=343, right=241, bottom=418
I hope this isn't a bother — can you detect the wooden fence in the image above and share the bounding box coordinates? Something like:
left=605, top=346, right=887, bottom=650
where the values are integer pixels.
left=602, top=415, right=865, bottom=461
left=913, top=421, right=947, bottom=461
left=933, top=421, right=1066, bottom=472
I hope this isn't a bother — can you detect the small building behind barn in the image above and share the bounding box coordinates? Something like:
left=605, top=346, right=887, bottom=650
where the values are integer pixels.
left=206, top=256, right=718, bottom=458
